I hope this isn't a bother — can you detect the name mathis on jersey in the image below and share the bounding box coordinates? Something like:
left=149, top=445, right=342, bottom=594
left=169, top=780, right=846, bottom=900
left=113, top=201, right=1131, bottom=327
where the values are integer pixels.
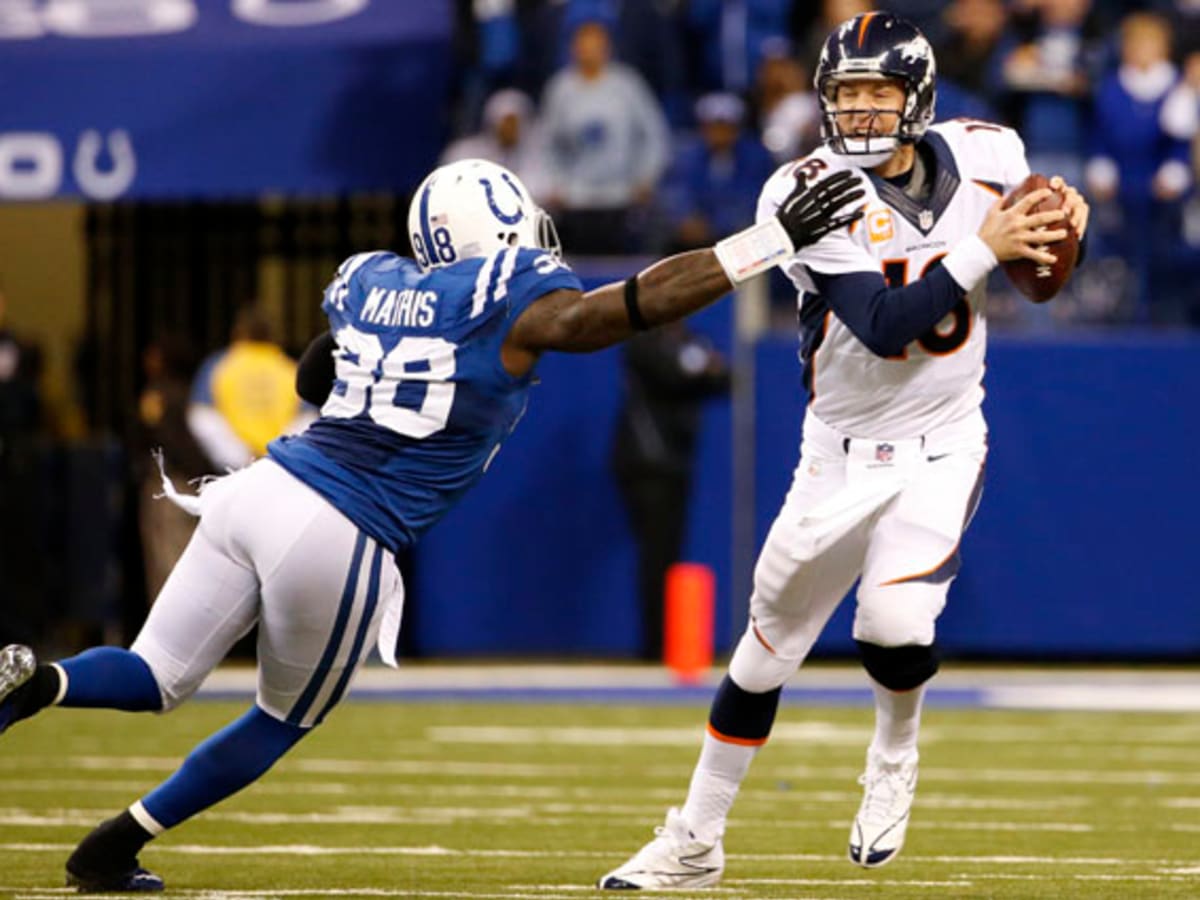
left=360, top=286, right=438, bottom=328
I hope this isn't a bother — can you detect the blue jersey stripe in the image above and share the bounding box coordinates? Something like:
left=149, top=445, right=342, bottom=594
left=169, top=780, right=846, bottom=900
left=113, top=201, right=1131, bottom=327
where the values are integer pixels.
left=313, top=542, right=384, bottom=724
left=287, top=532, right=368, bottom=726
left=418, top=179, right=437, bottom=268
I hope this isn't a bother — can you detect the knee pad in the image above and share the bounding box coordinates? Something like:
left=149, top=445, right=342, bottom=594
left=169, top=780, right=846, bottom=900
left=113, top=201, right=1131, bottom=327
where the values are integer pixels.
left=708, top=675, right=782, bottom=743
left=728, top=625, right=800, bottom=693
left=856, top=640, right=939, bottom=692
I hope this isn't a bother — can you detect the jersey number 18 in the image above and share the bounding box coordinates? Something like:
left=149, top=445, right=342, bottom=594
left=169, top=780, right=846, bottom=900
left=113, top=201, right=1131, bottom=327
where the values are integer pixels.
left=881, top=254, right=971, bottom=356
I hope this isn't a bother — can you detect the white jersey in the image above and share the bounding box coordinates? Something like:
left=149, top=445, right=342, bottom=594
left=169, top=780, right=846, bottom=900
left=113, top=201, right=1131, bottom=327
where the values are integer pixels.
left=757, top=120, right=1029, bottom=438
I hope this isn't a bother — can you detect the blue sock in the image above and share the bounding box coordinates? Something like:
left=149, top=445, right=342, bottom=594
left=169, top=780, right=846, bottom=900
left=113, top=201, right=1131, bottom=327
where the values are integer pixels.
left=59, top=647, right=163, bottom=712
left=140, top=706, right=307, bottom=830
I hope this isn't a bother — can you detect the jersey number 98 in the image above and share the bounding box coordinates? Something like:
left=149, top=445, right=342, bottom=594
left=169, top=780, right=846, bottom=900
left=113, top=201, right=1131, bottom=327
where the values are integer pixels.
left=325, top=328, right=456, bottom=438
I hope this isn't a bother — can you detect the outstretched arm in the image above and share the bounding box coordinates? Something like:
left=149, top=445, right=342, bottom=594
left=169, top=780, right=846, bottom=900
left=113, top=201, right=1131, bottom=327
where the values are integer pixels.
left=502, top=170, right=865, bottom=376
left=503, top=250, right=731, bottom=366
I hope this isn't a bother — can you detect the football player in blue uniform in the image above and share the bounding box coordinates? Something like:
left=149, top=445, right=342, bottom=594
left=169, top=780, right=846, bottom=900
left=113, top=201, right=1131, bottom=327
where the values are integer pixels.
left=0, top=158, right=864, bottom=892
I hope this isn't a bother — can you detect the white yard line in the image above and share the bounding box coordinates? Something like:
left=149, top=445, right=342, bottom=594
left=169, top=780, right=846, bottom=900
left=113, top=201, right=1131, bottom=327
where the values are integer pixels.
left=1, top=778, right=1100, bottom=810
left=732, top=878, right=972, bottom=886
left=985, top=685, right=1200, bottom=712
left=4, top=897, right=710, bottom=900
left=425, top=722, right=872, bottom=746
left=8, top=754, right=1200, bottom=788
left=196, top=663, right=1200, bottom=691
left=758, top=764, right=1200, bottom=786
left=185, top=663, right=1200, bottom=714
left=1, top=844, right=1193, bottom=867
left=0, top=808, right=1099, bottom=832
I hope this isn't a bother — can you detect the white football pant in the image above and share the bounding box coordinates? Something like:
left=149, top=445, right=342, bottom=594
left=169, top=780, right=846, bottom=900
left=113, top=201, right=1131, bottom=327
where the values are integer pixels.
left=731, top=410, right=985, bottom=694
left=132, top=459, right=401, bottom=726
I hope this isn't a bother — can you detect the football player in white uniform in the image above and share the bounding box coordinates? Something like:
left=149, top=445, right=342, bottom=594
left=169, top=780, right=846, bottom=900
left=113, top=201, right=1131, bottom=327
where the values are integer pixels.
left=599, top=12, right=1090, bottom=889
left=0, top=160, right=863, bottom=892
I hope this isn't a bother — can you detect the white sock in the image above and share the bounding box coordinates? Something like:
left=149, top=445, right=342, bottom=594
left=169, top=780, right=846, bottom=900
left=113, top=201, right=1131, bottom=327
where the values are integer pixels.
left=867, top=678, right=926, bottom=767
left=680, top=731, right=759, bottom=843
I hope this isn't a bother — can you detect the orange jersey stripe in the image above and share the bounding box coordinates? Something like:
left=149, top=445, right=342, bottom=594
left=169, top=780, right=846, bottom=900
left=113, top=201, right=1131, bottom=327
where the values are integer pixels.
left=707, top=722, right=768, bottom=747
left=880, top=543, right=960, bottom=587
left=973, top=178, right=1003, bottom=198
left=752, top=619, right=777, bottom=654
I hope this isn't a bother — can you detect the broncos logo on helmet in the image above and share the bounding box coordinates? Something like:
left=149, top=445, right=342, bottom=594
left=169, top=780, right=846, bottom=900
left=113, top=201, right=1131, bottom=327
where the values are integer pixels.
left=814, top=13, right=936, bottom=165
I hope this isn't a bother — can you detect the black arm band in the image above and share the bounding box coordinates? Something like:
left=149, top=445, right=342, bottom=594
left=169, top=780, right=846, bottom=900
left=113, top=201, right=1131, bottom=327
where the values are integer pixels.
left=624, top=275, right=650, bottom=331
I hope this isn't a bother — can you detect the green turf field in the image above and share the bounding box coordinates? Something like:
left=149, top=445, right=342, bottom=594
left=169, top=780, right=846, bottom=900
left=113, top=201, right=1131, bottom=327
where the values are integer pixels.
left=1, top=698, right=1198, bottom=899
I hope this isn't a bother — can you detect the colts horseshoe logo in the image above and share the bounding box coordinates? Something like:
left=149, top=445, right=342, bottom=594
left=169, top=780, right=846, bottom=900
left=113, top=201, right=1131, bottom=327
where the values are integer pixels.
left=480, top=173, right=524, bottom=225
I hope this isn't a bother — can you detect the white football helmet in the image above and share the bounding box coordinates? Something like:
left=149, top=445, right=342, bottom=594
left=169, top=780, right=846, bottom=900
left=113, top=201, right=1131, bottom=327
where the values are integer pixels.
left=407, top=159, right=560, bottom=271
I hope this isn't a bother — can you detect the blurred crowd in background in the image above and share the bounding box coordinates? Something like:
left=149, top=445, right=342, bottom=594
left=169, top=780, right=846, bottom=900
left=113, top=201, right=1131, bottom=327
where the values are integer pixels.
left=447, top=0, right=1200, bottom=329
left=4, top=0, right=1200, bottom=656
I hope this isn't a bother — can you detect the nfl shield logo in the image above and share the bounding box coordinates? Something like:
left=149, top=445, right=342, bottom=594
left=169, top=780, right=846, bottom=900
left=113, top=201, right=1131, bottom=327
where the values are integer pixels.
left=918, top=209, right=933, bottom=230
left=875, top=442, right=895, bottom=463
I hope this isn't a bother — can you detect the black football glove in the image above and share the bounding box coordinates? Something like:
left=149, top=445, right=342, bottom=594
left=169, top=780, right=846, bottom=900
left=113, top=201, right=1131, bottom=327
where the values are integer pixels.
left=776, top=169, right=865, bottom=250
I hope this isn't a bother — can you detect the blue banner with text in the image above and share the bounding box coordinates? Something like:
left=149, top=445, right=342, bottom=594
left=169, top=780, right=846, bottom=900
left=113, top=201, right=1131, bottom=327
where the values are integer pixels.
left=0, top=1, right=453, bottom=200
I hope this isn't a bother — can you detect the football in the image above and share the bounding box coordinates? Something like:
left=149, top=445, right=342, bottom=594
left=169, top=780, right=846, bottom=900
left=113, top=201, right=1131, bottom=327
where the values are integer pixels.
left=999, top=173, right=1079, bottom=303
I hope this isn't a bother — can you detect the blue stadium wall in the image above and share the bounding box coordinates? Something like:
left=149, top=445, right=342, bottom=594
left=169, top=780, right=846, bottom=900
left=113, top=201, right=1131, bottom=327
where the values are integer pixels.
left=415, top=284, right=1200, bottom=660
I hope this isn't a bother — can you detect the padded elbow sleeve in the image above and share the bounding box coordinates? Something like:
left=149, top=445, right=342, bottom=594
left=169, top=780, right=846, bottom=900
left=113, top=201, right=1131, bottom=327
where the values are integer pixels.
left=296, top=332, right=337, bottom=407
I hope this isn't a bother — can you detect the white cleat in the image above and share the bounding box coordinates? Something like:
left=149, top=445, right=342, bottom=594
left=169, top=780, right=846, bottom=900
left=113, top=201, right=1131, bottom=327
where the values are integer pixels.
left=0, top=645, right=36, bottom=735
left=597, top=808, right=724, bottom=890
left=848, top=755, right=917, bottom=868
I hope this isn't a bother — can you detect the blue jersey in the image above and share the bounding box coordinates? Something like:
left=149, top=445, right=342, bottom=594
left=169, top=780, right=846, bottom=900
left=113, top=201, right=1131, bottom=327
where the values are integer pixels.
left=268, top=247, right=582, bottom=552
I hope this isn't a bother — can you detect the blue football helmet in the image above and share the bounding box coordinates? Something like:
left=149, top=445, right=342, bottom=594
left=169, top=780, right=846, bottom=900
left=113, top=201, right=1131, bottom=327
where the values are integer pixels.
left=814, top=13, right=936, bottom=165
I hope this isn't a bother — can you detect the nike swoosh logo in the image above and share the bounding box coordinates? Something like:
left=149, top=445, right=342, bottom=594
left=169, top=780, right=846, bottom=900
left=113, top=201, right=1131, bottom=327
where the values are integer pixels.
left=647, top=866, right=719, bottom=877
left=680, top=849, right=719, bottom=870
left=926, top=453, right=950, bottom=462
left=647, top=855, right=720, bottom=878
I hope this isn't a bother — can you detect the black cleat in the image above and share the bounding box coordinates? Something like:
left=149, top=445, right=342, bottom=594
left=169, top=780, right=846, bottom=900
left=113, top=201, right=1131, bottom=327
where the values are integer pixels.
left=66, top=811, right=163, bottom=893
left=65, top=863, right=164, bottom=893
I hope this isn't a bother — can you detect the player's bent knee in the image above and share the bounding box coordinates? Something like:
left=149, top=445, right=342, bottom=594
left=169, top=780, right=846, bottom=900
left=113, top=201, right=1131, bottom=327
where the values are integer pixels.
left=131, top=652, right=193, bottom=713
left=154, top=683, right=190, bottom=713
left=856, top=640, right=940, bottom=692
left=728, top=626, right=800, bottom=693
